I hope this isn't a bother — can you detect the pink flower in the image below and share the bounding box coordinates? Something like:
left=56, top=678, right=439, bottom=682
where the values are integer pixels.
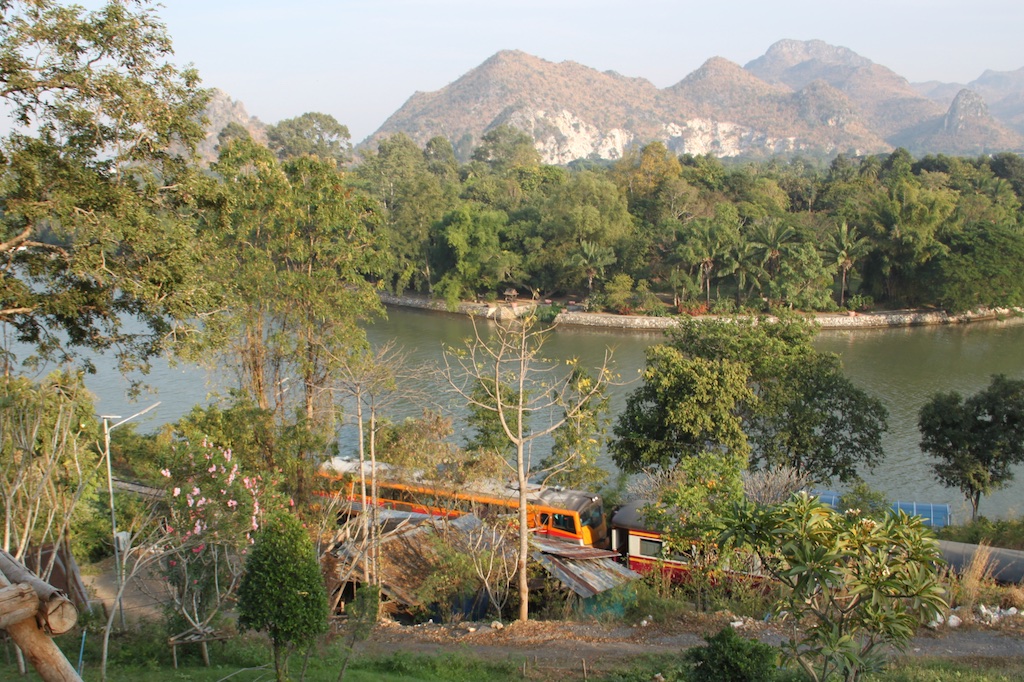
left=208, top=464, right=217, bottom=474
left=160, top=468, right=171, bottom=478
left=173, top=487, right=181, bottom=497
left=227, top=499, right=238, bottom=508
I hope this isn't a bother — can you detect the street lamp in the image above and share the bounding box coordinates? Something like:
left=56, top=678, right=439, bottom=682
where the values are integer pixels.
left=101, top=402, right=160, bottom=629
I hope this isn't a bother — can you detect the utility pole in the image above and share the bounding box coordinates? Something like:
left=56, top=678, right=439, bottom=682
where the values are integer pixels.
left=101, top=402, right=160, bottom=630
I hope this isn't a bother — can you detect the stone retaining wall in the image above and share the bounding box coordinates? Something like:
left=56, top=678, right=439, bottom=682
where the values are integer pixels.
left=379, top=293, right=1023, bottom=332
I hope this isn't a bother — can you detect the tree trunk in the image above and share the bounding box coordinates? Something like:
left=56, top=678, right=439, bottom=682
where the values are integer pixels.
left=517, top=440, right=529, bottom=623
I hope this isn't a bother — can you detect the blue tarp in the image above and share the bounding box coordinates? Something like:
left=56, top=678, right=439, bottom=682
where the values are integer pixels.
left=812, top=491, right=952, bottom=527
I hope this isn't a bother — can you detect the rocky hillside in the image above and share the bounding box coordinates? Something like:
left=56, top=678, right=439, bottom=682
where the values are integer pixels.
left=363, top=40, right=1024, bottom=164
left=196, top=89, right=267, bottom=163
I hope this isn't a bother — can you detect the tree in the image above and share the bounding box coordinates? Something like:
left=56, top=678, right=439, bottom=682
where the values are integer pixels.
left=614, top=315, right=888, bottom=485
left=611, top=346, right=752, bottom=474
left=0, top=0, right=209, bottom=373
left=824, top=221, right=872, bottom=307
left=431, top=204, right=516, bottom=308
left=158, top=439, right=278, bottom=648
left=918, top=374, right=1024, bottom=520
left=0, top=373, right=99, bottom=564
left=924, top=223, right=1024, bottom=313
left=356, top=134, right=452, bottom=293
left=568, top=240, right=616, bottom=293
left=199, top=137, right=387, bottom=500
left=442, top=315, right=613, bottom=621
left=266, top=111, right=352, bottom=166
left=237, top=510, right=328, bottom=682
left=724, top=493, right=946, bottom=682
left=471, top=125, right=540, bottom=174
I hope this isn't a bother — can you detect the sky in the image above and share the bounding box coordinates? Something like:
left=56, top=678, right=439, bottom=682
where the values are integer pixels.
left=151, top=0, right=1024, bottom=143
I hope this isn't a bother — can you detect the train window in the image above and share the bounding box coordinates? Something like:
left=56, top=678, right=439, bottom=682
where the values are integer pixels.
left=580, top=503, right=603, bottom=529
left=551, top=513, right=577, bottom=533
left=639, top=538, right=662, bottom=558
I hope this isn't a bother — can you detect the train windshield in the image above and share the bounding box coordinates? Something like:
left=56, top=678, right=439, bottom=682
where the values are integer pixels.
left=579, top=500, right=604, bottom=530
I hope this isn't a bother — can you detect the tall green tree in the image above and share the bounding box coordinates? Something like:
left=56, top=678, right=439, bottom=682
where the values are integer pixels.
left=200, top=137, right=387, bottom=499
left=266, top=111, right=352, bottom=166
left=356, top=133, right=452, bottom=293
left=611, top=345, right=753, bottom=473
left=824, top=221, right=872, bottom=307
left=614, top=316, right=887, bottom=484
left=237, top=511, right=328, bottom=682
left=0, top=0, right=209, bottom=372
left=918, top=374, right=1024, bottom=520
left=431, top=204, right=516, bottom=308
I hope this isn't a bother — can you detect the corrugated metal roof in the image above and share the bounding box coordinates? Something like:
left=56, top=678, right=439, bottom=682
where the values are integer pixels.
left=531, top=537, right=640, bottom=599
left=326, top=511, right=640, bottom=608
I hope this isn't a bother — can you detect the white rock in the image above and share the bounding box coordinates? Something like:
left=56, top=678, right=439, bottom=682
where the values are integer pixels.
left=491, top=620, right=503, bottom=631
left=947, top=614, right=962, bottom=628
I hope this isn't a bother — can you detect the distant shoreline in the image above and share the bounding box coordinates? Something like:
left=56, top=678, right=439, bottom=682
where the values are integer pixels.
left=379, top=293, right=1024, bottom=332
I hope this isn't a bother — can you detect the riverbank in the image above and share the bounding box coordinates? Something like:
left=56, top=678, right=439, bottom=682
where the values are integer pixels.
left=379, top=293, right=1024, bottom=332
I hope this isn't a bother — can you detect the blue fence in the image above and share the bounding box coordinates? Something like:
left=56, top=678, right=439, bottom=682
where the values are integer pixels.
left=812, top=491, right=952, bottom=528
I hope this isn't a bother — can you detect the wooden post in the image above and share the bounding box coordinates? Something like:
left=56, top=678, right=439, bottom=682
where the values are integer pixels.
left=0, top=550, right=83, bottom=682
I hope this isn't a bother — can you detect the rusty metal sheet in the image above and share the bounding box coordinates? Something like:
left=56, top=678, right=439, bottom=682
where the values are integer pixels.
left=531, top=550, right=640, bottom=599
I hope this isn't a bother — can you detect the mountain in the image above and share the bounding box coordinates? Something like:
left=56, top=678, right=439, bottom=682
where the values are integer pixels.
left=891, top=89, right=1023, bottom=156
left=201, top=42, right=1024, bottom=165
left=196, top=89, right=267, bottom=163
left=914, top=66, right=1024, bottom=136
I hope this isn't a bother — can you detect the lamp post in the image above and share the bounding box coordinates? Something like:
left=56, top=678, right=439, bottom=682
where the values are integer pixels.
left=101, top=402, right=160, bottom=630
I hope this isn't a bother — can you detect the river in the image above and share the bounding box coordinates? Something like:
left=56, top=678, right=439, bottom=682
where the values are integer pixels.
left=60, top=307, right=1024, bottom=522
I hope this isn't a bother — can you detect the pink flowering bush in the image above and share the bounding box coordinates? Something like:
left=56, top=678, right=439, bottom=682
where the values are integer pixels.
left=160, top=439, right=285, bottom=632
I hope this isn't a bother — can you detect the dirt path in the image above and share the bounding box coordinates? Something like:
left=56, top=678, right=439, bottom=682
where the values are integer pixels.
left=358, top=612, right=1024, bottom=679
left=80, top=557, right=166, bottom=623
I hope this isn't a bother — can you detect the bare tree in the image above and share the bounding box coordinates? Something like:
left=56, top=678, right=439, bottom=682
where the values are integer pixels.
left=331, top=342, right=433, bottom=591
left=442, top=314, right=613, bottom=621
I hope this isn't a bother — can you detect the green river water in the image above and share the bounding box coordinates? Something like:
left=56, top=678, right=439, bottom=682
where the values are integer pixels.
left=78, top=307, right=1024, bottom=522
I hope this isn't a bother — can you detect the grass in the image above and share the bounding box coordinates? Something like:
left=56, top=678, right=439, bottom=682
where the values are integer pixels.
left=0, top=629, right=523, bottom=682
left=5, top=629, right=1024, bottom=682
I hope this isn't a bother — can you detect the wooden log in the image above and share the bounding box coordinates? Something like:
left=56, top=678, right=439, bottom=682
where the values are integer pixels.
left=0, top=583, right=38, bottom=629
left=0, top=571, right=82, bottom=682
left=0, top=549, right=78, bottom=634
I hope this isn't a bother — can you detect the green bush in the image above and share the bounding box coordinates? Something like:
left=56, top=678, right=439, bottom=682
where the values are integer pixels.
left=684, top=626, right=780, bottom=682
left=237, top=510, right=328, bottom=681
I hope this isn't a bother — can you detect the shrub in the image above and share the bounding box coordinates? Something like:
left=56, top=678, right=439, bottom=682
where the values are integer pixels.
left=684, top=626, right=779, bottom=682
left=724, top=493, right=947, bottom=682
left=237, top=510, right=328, bottom=682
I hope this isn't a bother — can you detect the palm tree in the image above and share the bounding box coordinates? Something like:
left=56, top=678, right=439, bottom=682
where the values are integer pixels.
left=824, top=221, right=872, bottom=307
left=747, top=219, right=797, bottom=280
left=569, top=240, right=616, bottom=293
left=720, top=241, right=767, bottom=307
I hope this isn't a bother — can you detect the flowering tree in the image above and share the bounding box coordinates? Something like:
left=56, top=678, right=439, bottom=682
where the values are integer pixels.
left=159, top=440, right=283, bottom=634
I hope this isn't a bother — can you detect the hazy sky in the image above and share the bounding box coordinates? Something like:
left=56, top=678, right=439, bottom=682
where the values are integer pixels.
left=153, top=0, right=1024, bottom=143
